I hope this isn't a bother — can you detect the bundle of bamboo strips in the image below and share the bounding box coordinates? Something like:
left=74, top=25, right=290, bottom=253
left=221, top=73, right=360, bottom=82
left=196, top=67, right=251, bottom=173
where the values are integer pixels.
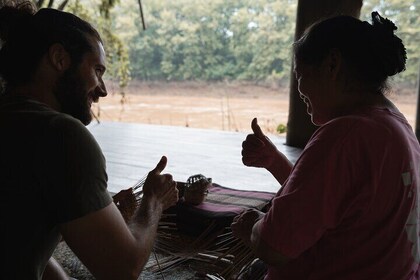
left=147, top=215, right=266, bottom=279
left=112, top=176, right=267, bottom=280
left=113, top=175, right=146, bottom=222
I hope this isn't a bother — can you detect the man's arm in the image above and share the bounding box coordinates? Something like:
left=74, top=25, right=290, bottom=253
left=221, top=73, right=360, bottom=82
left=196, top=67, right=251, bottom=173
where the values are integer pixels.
left=42, top=257, right=70, bottom=280
left=60, top=201, right=159, bottom=280
left=59, top=156, right=178, bottom=280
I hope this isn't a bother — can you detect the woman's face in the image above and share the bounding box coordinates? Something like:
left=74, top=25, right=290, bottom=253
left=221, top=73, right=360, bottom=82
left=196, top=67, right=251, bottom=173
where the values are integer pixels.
left=294, top=57, right=337, bottom=126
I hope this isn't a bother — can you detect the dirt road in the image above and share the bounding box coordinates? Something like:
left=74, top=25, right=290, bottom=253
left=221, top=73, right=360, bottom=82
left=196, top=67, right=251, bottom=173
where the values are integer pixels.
left=93, top=81, right=417, bottom=134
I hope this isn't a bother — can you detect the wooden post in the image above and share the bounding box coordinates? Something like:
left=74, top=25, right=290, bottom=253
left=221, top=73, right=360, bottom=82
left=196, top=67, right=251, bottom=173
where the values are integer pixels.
left=415, top=63, right=420, bottom=142
left=286, top=0, right=363, bottom=148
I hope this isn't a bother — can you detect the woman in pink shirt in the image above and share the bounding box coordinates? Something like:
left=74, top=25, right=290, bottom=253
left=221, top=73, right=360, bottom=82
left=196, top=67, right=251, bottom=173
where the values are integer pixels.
left=232, top=12, right=419, bottom=280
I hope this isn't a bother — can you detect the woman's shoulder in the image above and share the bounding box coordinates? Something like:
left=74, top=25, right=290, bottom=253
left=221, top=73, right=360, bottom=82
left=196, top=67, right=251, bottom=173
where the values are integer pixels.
left=313, top=115, right=366, bottom=140
left=324, top=107, right=403, bottom=133
left=313, top=107, right=411, bottom=147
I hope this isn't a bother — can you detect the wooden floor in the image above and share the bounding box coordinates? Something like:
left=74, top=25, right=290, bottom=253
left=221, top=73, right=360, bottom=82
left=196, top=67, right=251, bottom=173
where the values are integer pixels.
left=88, top=121, right=302, bottom=194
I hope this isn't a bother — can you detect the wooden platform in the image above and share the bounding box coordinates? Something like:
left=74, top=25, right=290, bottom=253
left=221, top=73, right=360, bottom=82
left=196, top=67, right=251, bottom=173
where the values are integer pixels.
left=88, top=121, right=302, bottom=194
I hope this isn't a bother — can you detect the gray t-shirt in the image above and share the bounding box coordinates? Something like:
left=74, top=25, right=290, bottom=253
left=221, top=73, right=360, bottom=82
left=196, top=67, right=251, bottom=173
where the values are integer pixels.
left=0, top=95, right=113, bottom=279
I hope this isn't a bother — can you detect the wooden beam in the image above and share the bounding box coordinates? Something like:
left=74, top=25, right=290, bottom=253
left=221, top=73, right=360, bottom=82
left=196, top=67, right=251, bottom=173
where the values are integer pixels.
left=415, top=63, right=420, bottom=142
left=286, top=0, right=363, bottom=148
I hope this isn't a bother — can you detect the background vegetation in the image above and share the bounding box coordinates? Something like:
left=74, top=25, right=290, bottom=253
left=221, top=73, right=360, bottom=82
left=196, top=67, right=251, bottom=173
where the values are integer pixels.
left=34, top=0, right=420, bottom=89
left=118, top=0, right=419, bottom=86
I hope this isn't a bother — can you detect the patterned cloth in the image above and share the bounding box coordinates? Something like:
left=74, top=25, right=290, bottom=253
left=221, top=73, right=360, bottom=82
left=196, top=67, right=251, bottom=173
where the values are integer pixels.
left=194, top=183, right=274, bottom=214
left=173, top=183, right=275, bottom=235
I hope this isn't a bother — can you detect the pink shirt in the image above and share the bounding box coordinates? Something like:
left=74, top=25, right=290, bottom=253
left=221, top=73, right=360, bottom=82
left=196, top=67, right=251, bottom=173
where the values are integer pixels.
left=260, top=107, right=420, bottom=280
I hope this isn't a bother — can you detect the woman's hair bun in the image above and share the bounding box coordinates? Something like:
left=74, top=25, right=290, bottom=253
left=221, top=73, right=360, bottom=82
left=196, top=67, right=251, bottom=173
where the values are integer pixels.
left=0, top=1, right=36, bottom=44
left=371, top=11, right=397, bottom=33
left=369, top=11, right=407, bottom=77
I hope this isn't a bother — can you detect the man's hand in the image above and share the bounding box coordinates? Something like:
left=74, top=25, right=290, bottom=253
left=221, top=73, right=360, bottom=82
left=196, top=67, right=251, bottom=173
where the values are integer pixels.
left=142, top=156, right=179, bottom=210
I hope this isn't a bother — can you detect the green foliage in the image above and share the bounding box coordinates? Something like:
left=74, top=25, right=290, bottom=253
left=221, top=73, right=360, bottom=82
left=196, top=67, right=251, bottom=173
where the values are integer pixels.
left=99, top=0, right=119, bottom=18
left=115, top=0, right=297, bottom=83
left=276, top=123, right=287, bottom=134
left=117, top=0, right=417, bottom=85
left=68, top=0, right=130, bottom=93
left=31, top=0, right=420, bottom=86
left=100, top=27, right=131, bottom=89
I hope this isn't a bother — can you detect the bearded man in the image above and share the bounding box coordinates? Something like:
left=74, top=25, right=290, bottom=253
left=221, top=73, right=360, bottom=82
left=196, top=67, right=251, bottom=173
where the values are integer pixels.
left=0, top=3, right=178, bottom=280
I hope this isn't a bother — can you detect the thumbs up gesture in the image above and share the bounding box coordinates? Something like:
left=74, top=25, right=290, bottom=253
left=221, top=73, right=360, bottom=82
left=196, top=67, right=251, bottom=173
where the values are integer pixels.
left=241, top=118, right=277, bottom=168
left=142, top=156, right=179, bottom=210
left=242, top=118, right=293, bottom=185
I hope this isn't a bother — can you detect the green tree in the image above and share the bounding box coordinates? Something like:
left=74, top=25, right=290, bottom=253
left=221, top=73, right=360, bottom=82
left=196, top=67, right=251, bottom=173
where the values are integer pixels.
left=229, top=0, right=296, bottom=82
left=49, top=0, right=417, bottom=86
left=123, top=0, right=297, bottom=84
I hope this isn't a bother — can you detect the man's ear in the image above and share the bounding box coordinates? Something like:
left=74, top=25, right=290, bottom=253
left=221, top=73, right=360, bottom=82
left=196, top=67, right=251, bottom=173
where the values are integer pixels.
left=48, top=43, right=71, bottom=72
left=327, top=48, right=342, bottom=80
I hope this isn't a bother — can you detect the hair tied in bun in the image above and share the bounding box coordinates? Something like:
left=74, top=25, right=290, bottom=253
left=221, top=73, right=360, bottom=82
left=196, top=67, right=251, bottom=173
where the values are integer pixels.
left=371, top=11, right=397, bottom=34
left=369, top=11, right=406, bottom=77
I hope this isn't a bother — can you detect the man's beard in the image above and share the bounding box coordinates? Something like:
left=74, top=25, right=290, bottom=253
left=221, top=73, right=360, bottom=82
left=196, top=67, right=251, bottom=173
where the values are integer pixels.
left=54, top=66, right=93, bottom=125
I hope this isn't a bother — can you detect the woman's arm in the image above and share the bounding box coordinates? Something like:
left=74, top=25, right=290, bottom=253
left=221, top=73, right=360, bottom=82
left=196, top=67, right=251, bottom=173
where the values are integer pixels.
left=231, top=210, right=289, bottom=268
left=250, top=219, right=289, bottom=267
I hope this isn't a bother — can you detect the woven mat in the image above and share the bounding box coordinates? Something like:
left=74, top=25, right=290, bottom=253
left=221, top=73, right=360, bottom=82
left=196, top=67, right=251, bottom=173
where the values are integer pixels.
left=54, top=183, right=274, bottom=279
left=53, top=242, right=198, bottom=280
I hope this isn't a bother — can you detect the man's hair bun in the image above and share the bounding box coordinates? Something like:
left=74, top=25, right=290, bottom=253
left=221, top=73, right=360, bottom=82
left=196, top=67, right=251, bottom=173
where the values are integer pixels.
left=0, top=2, right=35, bottom=45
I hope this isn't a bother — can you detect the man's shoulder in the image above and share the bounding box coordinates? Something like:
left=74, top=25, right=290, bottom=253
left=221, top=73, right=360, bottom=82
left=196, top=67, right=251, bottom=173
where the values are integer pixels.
left=0, top=95, right=90, bottom=137
left=49, top=111, right=86, bottom=130
left=0, top=94, right=51, bottom=111
left=0, top=95, right=83, bottom=126
left=47, top=114, right=97, bottom=148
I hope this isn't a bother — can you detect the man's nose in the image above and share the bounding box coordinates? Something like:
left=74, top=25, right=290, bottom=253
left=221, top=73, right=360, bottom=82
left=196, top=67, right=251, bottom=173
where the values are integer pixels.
left=96, top=80, right=108, bottom=97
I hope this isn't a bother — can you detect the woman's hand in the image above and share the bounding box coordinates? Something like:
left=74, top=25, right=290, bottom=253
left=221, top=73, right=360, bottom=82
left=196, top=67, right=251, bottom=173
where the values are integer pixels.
left=242, top=118, right=293, bottom=185
left=231, top=208, right=265, bottom=246
left=241, top=118, right=281, bottom=169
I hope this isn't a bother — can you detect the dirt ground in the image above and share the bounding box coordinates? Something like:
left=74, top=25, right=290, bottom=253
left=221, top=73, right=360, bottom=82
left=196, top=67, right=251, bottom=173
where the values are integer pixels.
left=93, top=80, right=418, bottom=134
